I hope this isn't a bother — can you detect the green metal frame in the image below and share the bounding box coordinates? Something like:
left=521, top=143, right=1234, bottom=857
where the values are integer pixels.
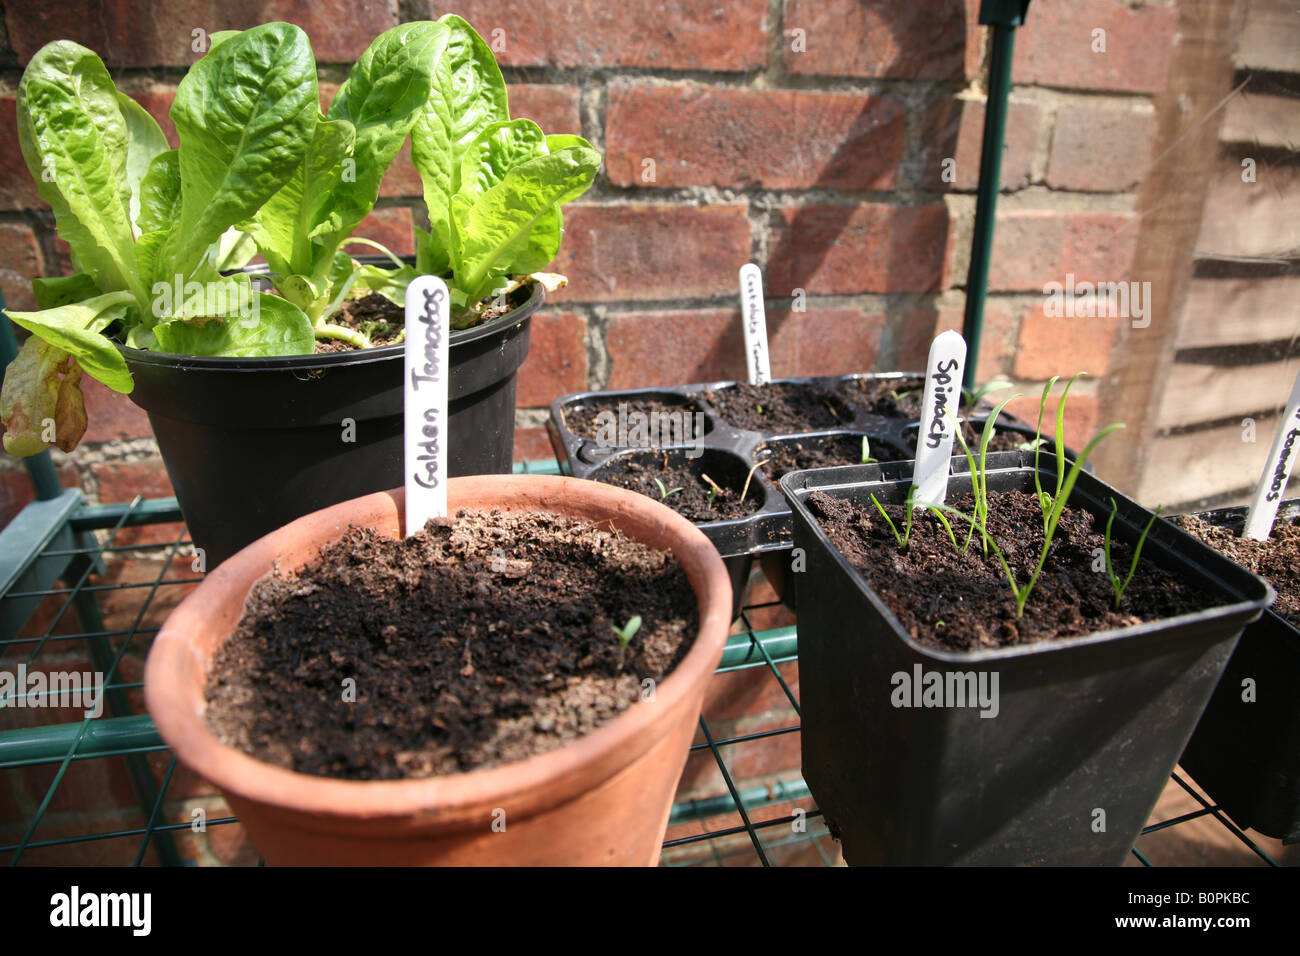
left=0, top=457, right=1283, bottom=866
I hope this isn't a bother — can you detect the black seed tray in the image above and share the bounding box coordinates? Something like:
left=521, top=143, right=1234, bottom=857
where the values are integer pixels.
left=545, top=372, right=1041, bottom=560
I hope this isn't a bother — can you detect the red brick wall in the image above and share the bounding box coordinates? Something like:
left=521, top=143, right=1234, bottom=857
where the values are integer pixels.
left=0, top=0, right=1178, bottom=508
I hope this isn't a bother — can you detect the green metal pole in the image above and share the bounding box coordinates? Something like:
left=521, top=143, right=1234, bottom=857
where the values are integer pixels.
left=0, top=298, right=63, bottom=502
left=962, top=2, right=1030, bottom=393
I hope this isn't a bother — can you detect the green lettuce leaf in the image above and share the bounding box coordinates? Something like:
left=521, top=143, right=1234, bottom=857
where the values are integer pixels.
left=16, top=41, right=144, bottom=304
left=115, top=91, right=170, bottom=237
left=411, top=15, right=509, bottom=277
left=452, top=145, right=601, bottom=304
left=5, top=291, right=138, bottom=393
left=152, top=286, right=313, bottom=357
left=165, top=22, right=319, bottom=279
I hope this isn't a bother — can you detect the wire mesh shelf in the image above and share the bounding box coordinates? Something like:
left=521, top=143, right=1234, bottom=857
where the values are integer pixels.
left=0, top=459, right=1286, bottom=867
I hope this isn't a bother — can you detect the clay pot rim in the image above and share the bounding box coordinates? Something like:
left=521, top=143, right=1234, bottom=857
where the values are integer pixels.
left=144, top=474, right=732, bottom=828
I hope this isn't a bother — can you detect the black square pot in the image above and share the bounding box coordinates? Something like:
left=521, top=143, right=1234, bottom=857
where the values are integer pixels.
left=780, top=451, right=1273, bottom=865
left=1176, top=500, right=1300, bottom=844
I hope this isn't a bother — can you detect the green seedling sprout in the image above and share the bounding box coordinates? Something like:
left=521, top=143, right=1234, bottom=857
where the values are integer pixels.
left=950, top=392, right=1021, bottom=556
left=653, top=478, right=684, bottom=500
left=870, top=484, right=958, bottom=552
left=1104, top=497, right=1163, bottom=610
left=612, top=615, right=642, bottom=648
left=860, top=436, right=876, bottom=465
left=934, top=374, right=1124, bottom=618
left=961, top=378, right=1013, bottom=412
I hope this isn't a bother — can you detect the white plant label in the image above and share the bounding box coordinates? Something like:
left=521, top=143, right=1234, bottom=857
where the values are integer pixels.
left=912, top=329, right=967, bottom=509
left=404, top=275, right=450, bottom=534
left=738, top=263, right=771, bottom=386
left=1243, top=366, right=1300, bottom=540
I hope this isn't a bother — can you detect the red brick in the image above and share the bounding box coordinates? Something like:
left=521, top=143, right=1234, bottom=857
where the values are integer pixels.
left=702, top=662, right=800, bottom=725
left=5, top=810, right=160, bottom=866
left=605, top=310, right=745, bottom=390
left=606, top=83, right=905, bottom=191
left=921, top=96, right=1041, bottom=192
left=130, top=90, right=179, bottom=148
left=90, top=459, right=185, bottom=546
left=451, top=1, right=767, bottom=71
left=94, top=554, right=199, bottom=634
left=513, top=426, right=555, bottom=464
left=1014, top=304, right=1120, bottom=380
left=5, top=1, right=398, bottom=67
left=768, top=308, right=887, bottom=378
left=0, top=223, right=45, bottom=311
left=550, top=204, right=750, bottom=304
left=727, top=717, right=803, bottom=781
left=92, top=460, right=173, bottom=503
left=516, top=311, right=587, bottom=407
left=766, top=204, right=950, bottom=295
left=508, top=84, right=583, bottom=136
left=1004, top=390, right=1101, bottom=451
left=1047, top=103, right=1155, bottom=192
left=0, top=98, right=45, bottom=211
left=378, top=141, right=424, bottom=199
left=1013, top=0, right=1178, bottom=93
left=783, top=0, right=983, bottom=82
left=80, top=377, right=153, bottom=444
left=343, top=207, right=414, bottom=257
left=986, top=209, right=1138, bottom=291
left=908, top=303, right=1018, bottom=382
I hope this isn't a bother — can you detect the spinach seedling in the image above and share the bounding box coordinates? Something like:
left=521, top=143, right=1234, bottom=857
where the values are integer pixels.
left=939, top=375, right=1123, bottom=618
left=870, top=484, right=959, bottom=552
left=1104, top=497, right=1163, bottom=610
left=860, top=436, right=876, bottom=465
left=612, top=615, right=642, bottom=647
left=701, top=472, right=724, bottom=509
left=950, top=393, right=1020, bottom=555
left=652, top=478, right=684, bottom=500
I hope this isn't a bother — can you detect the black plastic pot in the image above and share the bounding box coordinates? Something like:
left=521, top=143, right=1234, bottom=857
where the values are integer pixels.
left=547, top=374, right=1013, bottom=619
left=780, top=450, right=1273, bottom=865
left=120, top=282, right=540, bottom=568
left=1176, top=499, right=1300, bottom=843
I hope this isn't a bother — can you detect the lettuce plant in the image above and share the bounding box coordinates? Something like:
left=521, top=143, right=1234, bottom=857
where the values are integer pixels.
left=405, top=16, right=601, bottom=327
left=2, top=17, right=598, bottom=457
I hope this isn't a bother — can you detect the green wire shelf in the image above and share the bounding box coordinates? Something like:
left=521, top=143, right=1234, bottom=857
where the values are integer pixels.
left=0, top=459, right=1282, bottom=867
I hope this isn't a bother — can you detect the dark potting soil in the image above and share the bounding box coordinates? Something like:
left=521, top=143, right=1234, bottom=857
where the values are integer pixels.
left=756, top=434, right=905, bottom=482
left=204, top=509, right=699, bottom=780
left=564, top=399, right=708, bottom=444
left=314, top=293, right=404, bottom=353
left=808, top=489, right=1219, bottom=651
left=840, top=376, right=926, bottom=418
left=1177, top=513, right=1300, bottom=628
left=593, top=452, right=763, bottom=522
left=312, top=283, right=532, bottom=353
left=704, top=382, right=851, bottom=433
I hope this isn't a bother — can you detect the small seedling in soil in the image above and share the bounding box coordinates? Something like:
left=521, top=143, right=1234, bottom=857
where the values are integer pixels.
left=961, top=378, right=1013, bottom=411
left=612, top=615, right=643, bottom=647
left=701, top=472, right=725, bottom=509
left=936, top=373, right=1124, bottom=618
left=653, top=478, right=684, bottom=500
left=950, top=392, right=1021, bottom=555
left=870, top=485, right=957, bottom=551
left=1104, top=497, right=1162, bottom=610
left=860, top=436, right=876, bottom=465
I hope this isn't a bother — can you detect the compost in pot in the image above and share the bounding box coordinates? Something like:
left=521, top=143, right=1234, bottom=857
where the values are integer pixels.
left=205, top=509, right=699, bottom=780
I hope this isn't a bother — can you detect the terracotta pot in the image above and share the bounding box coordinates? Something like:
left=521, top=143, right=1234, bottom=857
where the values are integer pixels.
left=145, top=474, right=733, bottom=865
